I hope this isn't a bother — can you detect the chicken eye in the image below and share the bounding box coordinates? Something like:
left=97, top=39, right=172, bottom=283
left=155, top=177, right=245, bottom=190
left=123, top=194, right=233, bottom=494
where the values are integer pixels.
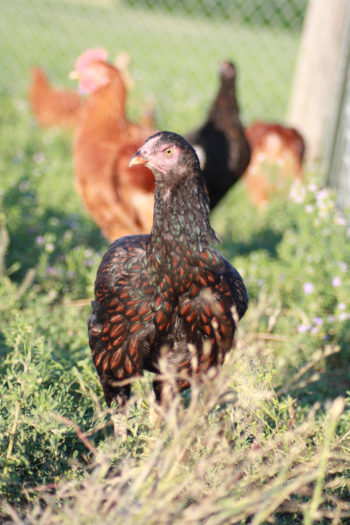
left=165, top=148, right=173, bottom=156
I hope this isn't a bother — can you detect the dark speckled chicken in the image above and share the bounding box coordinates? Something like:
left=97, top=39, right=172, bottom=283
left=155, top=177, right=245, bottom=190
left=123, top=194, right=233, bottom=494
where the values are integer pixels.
left=88, top=131, right=248, bottom=407
left=186, top=61, right=251, bottom=209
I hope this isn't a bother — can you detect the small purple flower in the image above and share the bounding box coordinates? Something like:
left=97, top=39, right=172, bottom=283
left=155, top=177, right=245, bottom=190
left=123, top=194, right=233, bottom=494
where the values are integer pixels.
left=303, top=282, right=314, bottom=294
left=338, top=303, right=346, bottom=311
left=308, top=183, right=317, bottom=192
left=47, top=266, right=57, bottom=275
left=305, top=204, right=314, bottom=213
left=339, top=312, right=348, bottom=322
left=332, top=277, right=341, bottom=287
left=289, top=182, right=306, bottom=203
left=35, top=235, right=44, bottom=245
left=312, top=317, right=323, bottom=326
left=316, top=188, right=329, bottom=203
left=298, top=325, right=311, bottom=333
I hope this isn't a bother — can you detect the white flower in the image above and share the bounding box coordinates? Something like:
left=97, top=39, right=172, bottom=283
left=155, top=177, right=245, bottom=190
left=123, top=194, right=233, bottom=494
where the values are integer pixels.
left=45, top=242, right=55, bottom=253
left=332, top=277, right=341, bottom=287
left=289, top=181, right=306, bottom=203
left=335, top=215, right=346, bottom=226
left=303, top=282, right=314, bottom=294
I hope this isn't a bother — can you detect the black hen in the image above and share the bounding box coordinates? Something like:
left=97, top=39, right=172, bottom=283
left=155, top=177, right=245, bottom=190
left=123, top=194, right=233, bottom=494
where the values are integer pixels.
left=186, top=61, right=251, bottom=209
left=88, top=131, right=248, bottom=407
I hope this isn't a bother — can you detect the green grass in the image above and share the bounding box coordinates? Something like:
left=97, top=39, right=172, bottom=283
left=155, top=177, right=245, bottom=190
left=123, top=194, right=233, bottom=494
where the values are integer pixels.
left=0, top=88, right=350, bottom=523
left=1, top=0, right=302, bottom=127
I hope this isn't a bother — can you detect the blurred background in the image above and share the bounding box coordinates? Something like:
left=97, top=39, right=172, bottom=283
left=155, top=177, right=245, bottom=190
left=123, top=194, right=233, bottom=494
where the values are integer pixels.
left=1, top=0, right=349, bottom=204
left=2, top=0, right=307, bottom=123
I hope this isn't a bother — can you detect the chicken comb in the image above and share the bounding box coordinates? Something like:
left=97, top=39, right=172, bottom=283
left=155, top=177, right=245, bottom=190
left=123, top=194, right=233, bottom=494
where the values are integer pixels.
left=75, top=48, right=108, bottom=73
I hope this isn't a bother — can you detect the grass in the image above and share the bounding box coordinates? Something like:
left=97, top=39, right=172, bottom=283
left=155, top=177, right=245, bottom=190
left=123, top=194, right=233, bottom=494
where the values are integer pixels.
left=0, top=88, right=350, bottom=523
left=1, top=0, right=303, bottom=127
left=0, top=2, right=350, bottom=522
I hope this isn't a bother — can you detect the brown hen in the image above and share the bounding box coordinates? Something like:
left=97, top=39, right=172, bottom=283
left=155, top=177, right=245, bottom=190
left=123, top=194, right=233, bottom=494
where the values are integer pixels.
left=72, top=49, right=156, bottom=241
left=244, top=122, right=305, bottom=206
left=29, top=66, right=82, bottom=129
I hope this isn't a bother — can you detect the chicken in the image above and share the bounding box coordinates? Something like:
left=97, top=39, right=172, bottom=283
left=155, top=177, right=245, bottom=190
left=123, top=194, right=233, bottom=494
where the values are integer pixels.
left=29, top=50, right=136, bottom=131
left=72, top=49, right=156, bottom=241
left=244, top=122, right=305, bottom=206
left=186, top=61, right=251, bottom=209
left=29, top=66, right=82, bottom=129
left=88, top=131, right=248, bottom=408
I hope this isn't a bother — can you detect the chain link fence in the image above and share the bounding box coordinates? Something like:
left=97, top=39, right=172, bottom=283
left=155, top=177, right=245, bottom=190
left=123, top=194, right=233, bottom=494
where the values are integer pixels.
left=1, top=0, right=307, bottom=131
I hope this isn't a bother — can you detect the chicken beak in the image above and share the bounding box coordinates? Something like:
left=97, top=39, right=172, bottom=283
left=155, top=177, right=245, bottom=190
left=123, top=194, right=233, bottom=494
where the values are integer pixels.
left=129, top=151, right=148, bottom=167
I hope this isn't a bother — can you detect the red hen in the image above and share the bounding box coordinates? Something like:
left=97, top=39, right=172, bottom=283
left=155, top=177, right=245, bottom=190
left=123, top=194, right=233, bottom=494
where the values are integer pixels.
left=72, top=48, right=156, bottom=241
left=29, top=66, right=82, bottom=129
left=244, top=122, right=305, bottom=206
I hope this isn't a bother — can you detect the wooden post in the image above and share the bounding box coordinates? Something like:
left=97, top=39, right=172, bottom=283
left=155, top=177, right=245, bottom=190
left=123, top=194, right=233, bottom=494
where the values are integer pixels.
left=287, top=0, right=350, bottom=166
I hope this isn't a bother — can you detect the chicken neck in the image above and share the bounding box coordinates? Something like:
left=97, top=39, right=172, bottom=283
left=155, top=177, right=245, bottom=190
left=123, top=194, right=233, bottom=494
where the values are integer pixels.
left=147, top=170, right=218, bottom=266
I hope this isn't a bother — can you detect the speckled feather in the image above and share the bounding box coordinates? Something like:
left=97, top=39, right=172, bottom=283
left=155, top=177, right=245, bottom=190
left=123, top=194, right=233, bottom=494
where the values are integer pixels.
left=88, top=131, right=248, bottom=406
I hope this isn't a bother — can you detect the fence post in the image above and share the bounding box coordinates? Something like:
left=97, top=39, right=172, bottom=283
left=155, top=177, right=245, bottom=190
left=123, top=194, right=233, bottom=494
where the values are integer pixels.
left=327, top=44, right=350, bottom=210
left=287, top=0, right=350, bottom=167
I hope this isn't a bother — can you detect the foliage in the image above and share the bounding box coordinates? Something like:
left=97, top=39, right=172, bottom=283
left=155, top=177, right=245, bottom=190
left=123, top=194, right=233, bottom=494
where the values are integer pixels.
left=0, top=93, right=350, bottom=523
